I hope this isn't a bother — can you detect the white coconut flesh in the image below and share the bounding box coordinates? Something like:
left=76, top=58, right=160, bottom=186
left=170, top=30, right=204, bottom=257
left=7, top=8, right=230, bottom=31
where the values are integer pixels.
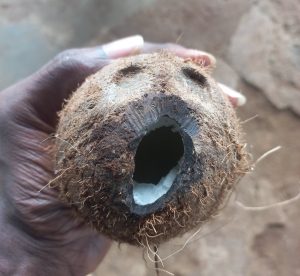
left=133, top=166, right=179, bottom=205
left=132, top=117, right=184, bottom=206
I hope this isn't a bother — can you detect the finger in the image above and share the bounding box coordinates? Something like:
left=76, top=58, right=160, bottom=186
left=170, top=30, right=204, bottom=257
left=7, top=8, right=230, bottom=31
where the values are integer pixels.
left=218, top=83, right=246, bottom=107
left=102, top=35, right=144, bottom=59
left=143, top=42, right=216, bottom=67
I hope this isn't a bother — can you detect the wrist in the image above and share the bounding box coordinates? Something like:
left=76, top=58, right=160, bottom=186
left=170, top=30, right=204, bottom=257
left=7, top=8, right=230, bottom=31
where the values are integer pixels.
left=0, top=206, right=71, bottom=276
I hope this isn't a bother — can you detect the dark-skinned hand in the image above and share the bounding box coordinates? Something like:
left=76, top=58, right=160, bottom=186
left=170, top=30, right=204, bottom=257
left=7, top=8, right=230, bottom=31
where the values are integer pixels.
left=0, top=35, right=245, bottom=276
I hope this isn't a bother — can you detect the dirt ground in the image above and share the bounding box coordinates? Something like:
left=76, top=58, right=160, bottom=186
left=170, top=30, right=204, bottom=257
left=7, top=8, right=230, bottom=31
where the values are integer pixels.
left=1, top=0, right=300, bottom=275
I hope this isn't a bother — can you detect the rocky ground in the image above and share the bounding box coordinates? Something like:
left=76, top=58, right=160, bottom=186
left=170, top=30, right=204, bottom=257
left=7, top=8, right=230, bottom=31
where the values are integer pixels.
left=1, top=0, right=300, bottom=275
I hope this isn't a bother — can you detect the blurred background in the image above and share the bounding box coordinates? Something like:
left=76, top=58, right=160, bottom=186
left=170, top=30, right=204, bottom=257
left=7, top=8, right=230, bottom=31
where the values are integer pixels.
left=1, top=0, right=300, bottom=275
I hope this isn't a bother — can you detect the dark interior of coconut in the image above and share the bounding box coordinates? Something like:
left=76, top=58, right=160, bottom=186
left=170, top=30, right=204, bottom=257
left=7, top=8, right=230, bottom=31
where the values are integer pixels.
left=132, top=117, right=184, bottom=206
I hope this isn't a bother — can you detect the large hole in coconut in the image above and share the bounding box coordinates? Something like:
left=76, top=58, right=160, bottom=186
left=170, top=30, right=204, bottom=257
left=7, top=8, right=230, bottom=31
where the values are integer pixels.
left=133, top=117, right=184, bottom=205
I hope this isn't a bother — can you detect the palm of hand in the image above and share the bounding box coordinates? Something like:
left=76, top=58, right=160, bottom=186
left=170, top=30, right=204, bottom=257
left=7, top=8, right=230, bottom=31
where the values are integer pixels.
left=0, top=48, right=111, bottom=275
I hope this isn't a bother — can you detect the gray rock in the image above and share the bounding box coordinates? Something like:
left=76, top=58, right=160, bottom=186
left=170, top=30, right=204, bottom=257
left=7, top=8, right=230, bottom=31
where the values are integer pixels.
left=228, top=0, right=300, bottom=115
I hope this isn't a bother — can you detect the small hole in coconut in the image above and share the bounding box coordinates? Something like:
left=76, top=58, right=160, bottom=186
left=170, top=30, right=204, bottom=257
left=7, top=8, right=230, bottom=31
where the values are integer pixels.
left=114, top=64, right=144, bottom=85
left=133, top=117, right=184, bottom=206
left=118, top=64, right=143, bottom=76
left=182, top=67, right=207, bottom=87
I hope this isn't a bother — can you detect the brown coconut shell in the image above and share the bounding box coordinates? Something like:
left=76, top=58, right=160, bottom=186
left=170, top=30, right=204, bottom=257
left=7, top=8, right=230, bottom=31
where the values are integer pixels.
left=55, top=52, right=249, bottom=246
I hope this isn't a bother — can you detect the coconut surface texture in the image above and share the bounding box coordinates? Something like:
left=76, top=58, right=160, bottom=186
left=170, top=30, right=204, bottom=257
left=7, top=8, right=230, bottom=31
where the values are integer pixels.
left=55, top=52, right=248, bottom=246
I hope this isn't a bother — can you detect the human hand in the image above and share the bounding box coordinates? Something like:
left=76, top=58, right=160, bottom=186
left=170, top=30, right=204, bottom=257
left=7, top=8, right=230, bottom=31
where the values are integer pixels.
left=0, top=35, right=245, bottom=276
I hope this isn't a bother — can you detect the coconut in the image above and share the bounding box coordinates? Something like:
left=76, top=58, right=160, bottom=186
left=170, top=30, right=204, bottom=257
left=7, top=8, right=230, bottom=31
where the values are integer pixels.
left=55, top=52, right=248, bottom=246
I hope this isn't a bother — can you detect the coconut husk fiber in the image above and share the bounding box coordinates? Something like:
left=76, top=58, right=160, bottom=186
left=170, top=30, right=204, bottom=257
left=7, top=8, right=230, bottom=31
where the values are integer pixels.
left=55, top=52, right=249, bottom=246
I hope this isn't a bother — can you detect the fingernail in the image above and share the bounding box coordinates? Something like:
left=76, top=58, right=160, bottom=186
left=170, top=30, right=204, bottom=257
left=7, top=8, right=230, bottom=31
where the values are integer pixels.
left=102, top=35, right=144, bottom=59
left=186, top=49, right=216, bottom=66
left=218, top=83, right=247, bottom=106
